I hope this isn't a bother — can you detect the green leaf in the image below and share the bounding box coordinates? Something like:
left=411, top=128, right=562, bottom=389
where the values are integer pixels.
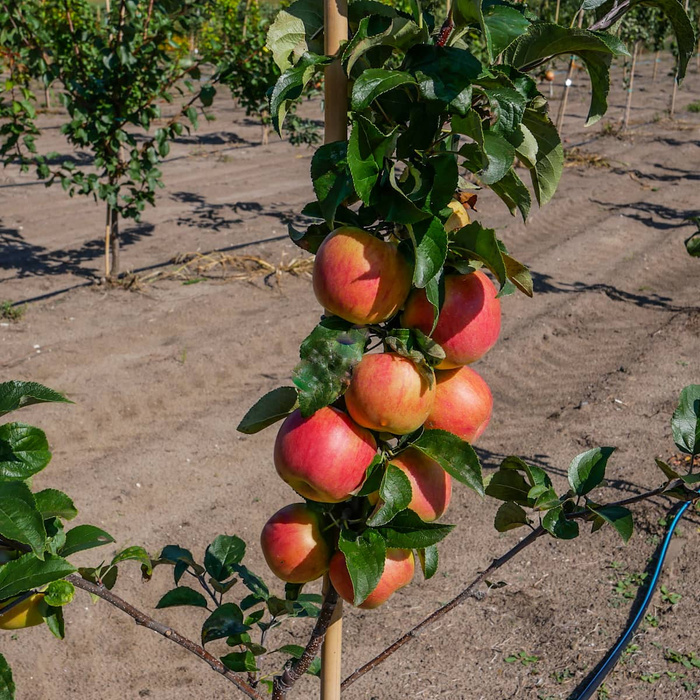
left=505, top=24, right=628, bottom=125
left=568, top=447, right=615, bottom=496
left=485, top=468, right=532, bottom=505
left=270, top=54, right=326, bottom=133
left=0, top=381, right=71, bottom=417
left=0, top=423, right=52, bottom=481
left=347, top=115, right=398, bottom=204
left=671, top=385, right=700, bottom=456
left=417, top=544, right=438, bottom=579
left=61, top=524, right=115, bottom=558
left=494, top=502, right=530, bottom=532
left=588, top=505, right=633, bottom=543
left=202, top=603, right=250, bottom=644
left=204, top=535, right=246, bottom=582
left=221, top=651, right=258, bottom=673
left=0, top=553, right=75, bottom=600
left=489, top=169, right=531, bottom=221
left=519, top=110, right=563, bottom=206
left=483, top=4, right=531, bottom=57
left=411, top=217, right=448, bottom=289
left=0, top=653, right=15, bottom=700
left=542, top=506, right=579, bottom=540
left=310, top=141, right=355, bottom=226
left=654, top=458, right=680, bottom=481
left=33, top=489, right=78, bottom=521
left=266, top=0, right=324, bottom=71
left=292, top=317, right=368, bottom=416
left=0, top=482, right=46, bottom=558
left=351, top=69, right=417, bottom=112
left=112, top=546, right=153, bottom=576
left=412, top=429, right=484, bottom=496
left=337, top=528, right=386, bottom=606
left=43, top=605, right=64, bottom=639
left=450, top=223, right=507, bottom=288
left=405, top=45, right=481, bottom=115
left=367, top=464, right=413, bottom=527
left=375, top=510, right=454, bottom=548
left=156, top=587, right=209, bottom=609
left=43, top=579, right=74, bottom=606
left=232, top=564, right=270, bottom=601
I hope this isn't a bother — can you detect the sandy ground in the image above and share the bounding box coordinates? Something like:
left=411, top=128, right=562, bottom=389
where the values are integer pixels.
left=1, top=52, right=699, bottom=700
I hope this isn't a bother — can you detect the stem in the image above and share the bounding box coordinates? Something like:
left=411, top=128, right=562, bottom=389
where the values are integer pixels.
left=66, top=575, right=266, bottom=700
left=341, top=526, right=545, bottom=690
left=271, top=584, right=340, bottom=699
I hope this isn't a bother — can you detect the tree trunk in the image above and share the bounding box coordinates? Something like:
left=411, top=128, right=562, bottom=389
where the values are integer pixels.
left=623, top=42, right=639, bottom=131
left=105, top=204, right=120, bottom=279
left=652, top=50, right=660, bottom=82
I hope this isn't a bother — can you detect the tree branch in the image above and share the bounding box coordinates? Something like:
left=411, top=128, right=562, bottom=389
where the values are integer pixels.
left=341, top=526, right=545, bottom=690
left=66, top=574, right=266, bottom=700
left=272, top=584, right=340, bottom=699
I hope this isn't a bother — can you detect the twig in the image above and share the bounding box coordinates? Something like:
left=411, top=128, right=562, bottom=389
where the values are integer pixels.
left=66, top=574, right=266, bottom=700
left=272, top=585, right=340, bottom=699
left=341, top=526, right=545, bottom=689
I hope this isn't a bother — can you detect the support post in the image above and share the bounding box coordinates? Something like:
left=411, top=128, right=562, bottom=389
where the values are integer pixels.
left=319, top=5, right=347, bottom=694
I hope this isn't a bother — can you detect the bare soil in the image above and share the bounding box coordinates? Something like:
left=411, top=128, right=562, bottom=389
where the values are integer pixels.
left=1, top=52, right=699, bottom=700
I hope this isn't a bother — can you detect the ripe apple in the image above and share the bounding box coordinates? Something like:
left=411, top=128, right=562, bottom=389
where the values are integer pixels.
left=425, top=365, right=493, bottom=443
left=0, top=593, right=45, bottom=630
left=345, top=352, right=436, bottom=435
left=382, top=448, right=451, bottom=521
left=260, top=504, right=331, bottom=584
left=274, top=407, right=377, bottom=503
left=545, top=69, right=555, bottom=82
left=329, top=548, right=414, bottom=609
left=313, top=227, right=412, bottom=325
left=402, top=270, right=501, bottom=368
left=444, top=200, right=471, bottom=233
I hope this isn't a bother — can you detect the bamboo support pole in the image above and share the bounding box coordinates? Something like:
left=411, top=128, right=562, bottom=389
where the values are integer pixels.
left=555, top=11, right=583, bottom=135
left=320, top=0, right=347, bottom=695
left=622, top=41, right=639, bottom=131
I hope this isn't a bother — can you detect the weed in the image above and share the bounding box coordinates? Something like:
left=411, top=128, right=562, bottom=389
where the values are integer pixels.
left=551, top=668, right=574, bottom=684
left=660, top=585, right=681, bottom=605
left=664, top=648, right=700, bottom=669
left=641, top=672, right=662, bottom=684
left=504, top=651, right=540, bottom=666
left=613, top=572, right=648, bottom=601
left=597, top=683, right=610, bottom=699
left=644, top=614, right=659, bottom=628
left=621, top=643, right=640, bottom=664
left=687, top=100, right=700, bottom=113
left=0, top=300, right=25, bottom=322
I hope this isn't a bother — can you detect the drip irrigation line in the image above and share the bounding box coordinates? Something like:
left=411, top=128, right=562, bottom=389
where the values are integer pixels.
left=572, top=497, right=695, bottom=700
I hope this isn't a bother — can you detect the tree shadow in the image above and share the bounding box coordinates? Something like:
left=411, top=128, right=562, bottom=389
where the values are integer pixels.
left=590, top=198, right=700, bottom=232
left=531, top=271, right=696, bottom=313
left=610, top=163, right=700, bottom=184
left=0, top=219, right=154, bottom=279
left=172, top=130, right=252, bottom=147
left=171, top=191, right=304, bottom=232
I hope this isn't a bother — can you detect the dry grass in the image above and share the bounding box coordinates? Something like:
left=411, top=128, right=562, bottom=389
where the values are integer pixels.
left=564, top=147, right=610, bottom=168
left=114, top=252, right=313, bottom=291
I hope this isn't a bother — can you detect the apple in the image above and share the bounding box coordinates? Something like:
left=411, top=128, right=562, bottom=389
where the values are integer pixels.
left=0, top=593, right=45, bottom=630
left=425, top=365, right=493, bottom=443
left=329, top=548, right=414, bottom=609
left=274, top=406, right=377, bottom=503
left=402, top=270, right=501, bottom=368
left=313, top=227, right=412, bottom=325
left=444, top=200, right=470, bottom=233
left=545, top=69, right=555, bottom=82
left=260, top=504, right=331, bottom=584
left=384, top=448, right=451, bottom=521
left=345, top=352, right=435, bottom=435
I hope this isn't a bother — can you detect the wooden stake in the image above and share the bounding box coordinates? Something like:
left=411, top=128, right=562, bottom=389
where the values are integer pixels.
left=320, top=4, right=347, bottom=695
left=652, top=50, right=660, bottom=82
left=622, top=41, right=639, bottom=131
left=323, top=0, right=348, bottom=143
left=320, top=575, right=343, bottom=700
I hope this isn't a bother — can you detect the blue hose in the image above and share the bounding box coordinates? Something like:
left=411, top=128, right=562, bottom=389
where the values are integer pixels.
left=573, top=500, right=693, bottom=699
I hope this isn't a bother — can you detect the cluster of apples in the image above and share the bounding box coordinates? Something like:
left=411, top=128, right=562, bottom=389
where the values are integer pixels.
left=260, top=203, right=501, bottom=609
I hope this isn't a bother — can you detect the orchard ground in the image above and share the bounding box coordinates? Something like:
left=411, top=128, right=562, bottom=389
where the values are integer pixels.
left=1, top=54, right=699, bottom=699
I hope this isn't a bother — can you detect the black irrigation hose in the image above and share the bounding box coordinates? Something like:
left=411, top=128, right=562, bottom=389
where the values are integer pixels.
left=573, top=498, right=695, bottom=699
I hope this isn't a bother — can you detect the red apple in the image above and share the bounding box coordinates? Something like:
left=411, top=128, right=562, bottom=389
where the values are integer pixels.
left=313, top=227, right=412, bottom=325
left=425, top=365, right=493, bottom=443
left=387, top=448, right=451, bottom=521
left=260, top=504, right=331, bottom=583
left=402, top=270, right=501, bottom=368
left=345, top=353, right=435, bottom=435
left=329, top=548, right=415, bottom=609
left=274, top=407, right=377, bottom=503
